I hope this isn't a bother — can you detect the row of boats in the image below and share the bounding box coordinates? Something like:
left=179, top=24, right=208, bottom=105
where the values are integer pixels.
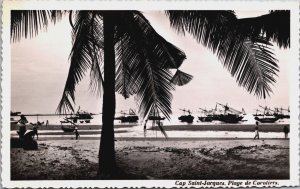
left=11, top=103, right=290, bottom=132
left=179, top=103, right=290, bottom=123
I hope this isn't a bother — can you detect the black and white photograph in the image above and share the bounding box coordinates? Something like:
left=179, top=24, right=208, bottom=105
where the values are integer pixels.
left=2, top=1, right=299, bottom=188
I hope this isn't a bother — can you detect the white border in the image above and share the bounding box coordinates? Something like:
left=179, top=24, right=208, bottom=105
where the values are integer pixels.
left=2, top=0, right=299, bottom=188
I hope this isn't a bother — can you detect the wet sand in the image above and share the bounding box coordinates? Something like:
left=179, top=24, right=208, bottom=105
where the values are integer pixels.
left=11, top=139, right=289, bottom=180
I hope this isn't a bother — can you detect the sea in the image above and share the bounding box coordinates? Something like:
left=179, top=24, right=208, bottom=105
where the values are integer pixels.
left=10, top=114, right=290, bottom=139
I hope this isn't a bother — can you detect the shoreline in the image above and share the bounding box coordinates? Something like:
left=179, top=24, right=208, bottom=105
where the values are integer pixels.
left=11, top=137, right=290, bottom=141
left=11, top=123, right=289, bottom=132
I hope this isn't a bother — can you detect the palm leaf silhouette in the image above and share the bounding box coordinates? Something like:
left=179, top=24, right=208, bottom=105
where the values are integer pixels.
left=57, top=11, right=104, bottom=113
left=11, top=10, right=63, bottom=42
left=171, top=69, right=193, bottom=86
left=166, top=10, right=283, bottom=98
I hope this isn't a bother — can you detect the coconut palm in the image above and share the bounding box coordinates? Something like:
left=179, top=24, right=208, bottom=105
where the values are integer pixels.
left=11, top=10, right=289, bottom=177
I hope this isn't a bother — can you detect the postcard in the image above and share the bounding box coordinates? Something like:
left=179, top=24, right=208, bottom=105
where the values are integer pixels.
left=2, top=0, right=299, bottom=188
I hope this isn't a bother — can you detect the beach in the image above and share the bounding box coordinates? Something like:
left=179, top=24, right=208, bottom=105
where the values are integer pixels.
left=11, top=138, right=289, bottom=180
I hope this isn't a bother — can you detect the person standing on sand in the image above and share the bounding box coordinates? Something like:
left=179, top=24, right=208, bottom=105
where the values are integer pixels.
left=74, top=127, right=80, bottom=140
left=283, top=126, right=289, bottom=139
left=46, top=120, right=49, bottom=126
left=254, top=121, right=260, bottom=140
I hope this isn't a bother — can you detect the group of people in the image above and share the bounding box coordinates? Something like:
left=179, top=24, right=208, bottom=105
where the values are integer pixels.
left=254, top=121, right=289, bottom=140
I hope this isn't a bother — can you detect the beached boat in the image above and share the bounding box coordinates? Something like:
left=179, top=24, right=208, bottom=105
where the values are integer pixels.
left=215, top=103, right=244, bottom=123
left=253, top=106, right=279, bottom=123
left=64, top=106, right=94, bottom=124
left=198, top=108, right=213, bottom=122
left=273, top=107, right=290, bottom=119
left=115, top=109, right=139, bottom=123
left=60, top=119, right=76, bottom=132
left=178, top=109, right=194, bottom=123
left=254, top=116, right=279, bottom=123
left=11, top=111, right=21, bottom=116
left=148, top=116, right=165, bottom=121
left=61, top=125, right=75, bottom=132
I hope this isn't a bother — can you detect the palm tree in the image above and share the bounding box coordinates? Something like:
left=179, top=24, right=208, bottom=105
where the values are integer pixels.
left=11, top=10, right=289, bottom=177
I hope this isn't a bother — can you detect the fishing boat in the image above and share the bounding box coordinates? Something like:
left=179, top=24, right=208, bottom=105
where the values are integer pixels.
left=60, top=118, right=77, bottom=132
left=198, top=108, right=213, bottom=122
left=11, top=111, right=21, bottom=116
left=273, top=107, right=290, bottom=119
left=215, top=103, right=244, bottom=123
left=178, top=109, right=194, bottom=123
left=64, top=106, right=94, bottom=124
left=148, top=115, right=165, bottom=121
left=115, top=109, right=139, bottom=123
left=253, top=106, right=279, bottom=123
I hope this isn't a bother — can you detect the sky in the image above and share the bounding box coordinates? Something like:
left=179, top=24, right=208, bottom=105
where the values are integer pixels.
left=11, top=11, right=291, bottom=115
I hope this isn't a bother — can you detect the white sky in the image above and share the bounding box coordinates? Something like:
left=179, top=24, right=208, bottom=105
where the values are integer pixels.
left=11, top=11, right=290, bottom=114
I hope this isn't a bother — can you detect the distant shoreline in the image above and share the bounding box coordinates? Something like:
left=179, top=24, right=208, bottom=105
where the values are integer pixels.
left=11, top=122, right=289, bottom=134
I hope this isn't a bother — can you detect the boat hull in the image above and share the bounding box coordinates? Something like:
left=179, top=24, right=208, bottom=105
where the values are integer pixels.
left=178, top=115, right=194, bottom=123
left=198, top=116, right=213, bottom=122
left=254, top=116, right=279, bottom=123
left=217, top=114, right=243, bottom=123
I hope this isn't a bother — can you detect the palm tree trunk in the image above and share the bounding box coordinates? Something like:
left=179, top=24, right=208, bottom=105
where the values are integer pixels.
left=99, top=11, right=116, bottom=177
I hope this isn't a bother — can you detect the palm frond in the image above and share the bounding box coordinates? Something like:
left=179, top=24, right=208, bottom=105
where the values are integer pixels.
left=129, top=11, right=186, bottom=69
left=115, top=35, right=139, bottom=98
left=218, top=35, right=278, bottom=98
left=57, top=11, right=104, bottom=113
left=171, top=69, right=193, bottom=86
left=114, top=11, right=181, bottom=120
left=88, top=13, right=104, bottom=96
left=166, top=10, right=280, bottom=98
left=237, top=10, right=290, bottom=48
left=11, top=10, right=64, bottom=42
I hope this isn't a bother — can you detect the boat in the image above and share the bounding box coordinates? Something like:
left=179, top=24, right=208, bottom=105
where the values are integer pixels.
left=254, top=116, right=279, bottom=123
left=215, top=103, right=244, bottom=123
left=273, top=107, right=290, bottom=119
left=64, top=106, right=94, bottom=124
left=253, top=106, right=279, bottom=123
left=218, top=113, right=244, bottom=123
left=11, top=111, right=21, bottom=116
left=198, top=108, right=213, bottom=122
left=60, top=118, right=76, bottom=132
left=148, top=116, right=165, bottom=121
left=178, top=109, right=194, bottom=123
left=114, top=109, right=139, bottom=123
left=61, top=125, right=75, bottom=132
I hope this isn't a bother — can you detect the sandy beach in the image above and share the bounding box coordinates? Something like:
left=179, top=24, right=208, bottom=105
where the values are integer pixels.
left=11, top=138, right=289, bottom=180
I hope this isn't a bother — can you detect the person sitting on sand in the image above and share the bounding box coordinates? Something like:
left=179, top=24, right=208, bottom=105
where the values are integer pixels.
left=17, top=115, right=28, bottom=138
left=283, top=126, right=289, bottom=139
left=32, top=124, right=39, bottom=140
left=254, top=121, right=259, bottom=140
left=74, top=127, right=80, bottom=140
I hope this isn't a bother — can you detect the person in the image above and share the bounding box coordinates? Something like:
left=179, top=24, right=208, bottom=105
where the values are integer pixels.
left=19, top=115, right=28, bottom=125
left=283, top=125, right=289, bottom=139
left=143, top=119, right=148, bottom=130
left=254, top=121, right=259, bottom=140
left=17, top=115, right=28, bottom=138
left=46, top=120, right=49, bottom=126
left=32, top=124, right=38, bottom=140
left=74, top=127, right=80, bottom=140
